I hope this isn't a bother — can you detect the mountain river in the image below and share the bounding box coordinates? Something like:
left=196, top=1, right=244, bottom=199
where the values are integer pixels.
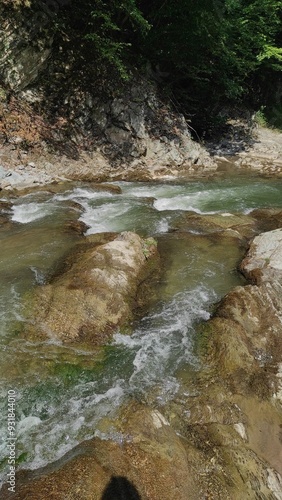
left=1, top=174, right=282, bottom=482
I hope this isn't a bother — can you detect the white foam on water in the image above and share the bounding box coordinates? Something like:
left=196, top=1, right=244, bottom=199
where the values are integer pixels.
left=94, top=429, right=129, bottom=444
left=117, top=182, right=217, bottom=214
left=4, top=378, right=127, bottom=476
left=93, top=385, right=125, bottom=405
left=156, top=218, right=170, bottom=233
left=118, top=183, right=183, bottom=199
left=17, top=416, right=42, bottom=436
left=56, top=186, right=154, bottom=234
left=112, top=333, right=140, bottom=348
left=11, top=201, right=55, bottom=223
left=147, top=182, right=278, bottom=214
left=153, top=196, right=216, bottom=214
left=244, top=207, right=255, bottom=215
left=0, top=284, right=24, bottom=340
left=54, top=187, right=116, bottom=203
left=80, top=201, right=132, bottom=234
left=114, top=284, right=215, bottom=392
left=29, top=266, right=45, bottom=285
left=0, top=284, right=216, bottom=477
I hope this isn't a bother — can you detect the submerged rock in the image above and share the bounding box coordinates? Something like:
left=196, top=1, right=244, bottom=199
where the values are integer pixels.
left=250, top=208, right=282, bottom=233
left=82, top=182, right=122, bottom=194
left=63, top=219, right=89, bottom=236
left=174, top=212, right=257, bottom=240
left=0, top=200, right=12, bottom=221
left=23, top=232, right=159, bottom=344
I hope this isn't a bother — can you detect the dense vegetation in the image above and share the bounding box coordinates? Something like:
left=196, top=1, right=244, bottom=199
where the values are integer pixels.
left=141, top=0, right=282, bottom=130
left=5, top=0, right=282, bottom=131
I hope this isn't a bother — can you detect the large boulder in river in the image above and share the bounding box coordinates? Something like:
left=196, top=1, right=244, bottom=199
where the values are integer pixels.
left=207, top=227, right=282, bottom=393
left=23, top=232, right=159, bottom=344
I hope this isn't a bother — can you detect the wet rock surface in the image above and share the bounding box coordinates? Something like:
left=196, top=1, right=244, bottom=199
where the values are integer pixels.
left=2, top=403, right=201, bottom=500
left=191, top=227, right=282, bottom=495
left=0, top=199, right=13, bottom=227
left=174, top=208, right=282, bottom=244
left=22, top=231, right=159, bottom=344
left=174, top=212, right=257, bottom=241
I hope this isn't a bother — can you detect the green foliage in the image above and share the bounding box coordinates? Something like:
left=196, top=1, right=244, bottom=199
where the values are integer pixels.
left=20, top=0, right=282, bottom=130
left=139, top=0, right=282, bottom=130
left=264, top=102, right=282, bottom=130
left=53, top=0, right=150, bottom=82
left=258, top=45, right=282, bottom=69
left=254, top=107, right=268, bottom=127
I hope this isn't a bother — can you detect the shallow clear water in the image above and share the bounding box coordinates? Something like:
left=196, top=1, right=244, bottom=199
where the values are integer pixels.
left=1, top=176, right=282, bottom=480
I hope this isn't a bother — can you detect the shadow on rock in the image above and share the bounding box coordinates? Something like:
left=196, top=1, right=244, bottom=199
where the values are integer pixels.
left=101, top=476, right=141, bottom=500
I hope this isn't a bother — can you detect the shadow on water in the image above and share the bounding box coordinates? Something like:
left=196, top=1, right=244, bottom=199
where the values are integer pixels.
left=102, top=476, right=141, bottom=500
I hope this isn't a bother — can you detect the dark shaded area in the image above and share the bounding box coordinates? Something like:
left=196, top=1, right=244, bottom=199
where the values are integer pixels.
left=102, top=476, right=141, bottom=500
left=0, top=0, right=281, bottom=162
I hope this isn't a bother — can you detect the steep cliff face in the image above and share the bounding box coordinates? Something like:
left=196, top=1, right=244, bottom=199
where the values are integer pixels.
left=0, top=2, right=53, bottom=90
left=0, top=3, right=214, bottom=178
left=57, top=80, right=213, bottom=170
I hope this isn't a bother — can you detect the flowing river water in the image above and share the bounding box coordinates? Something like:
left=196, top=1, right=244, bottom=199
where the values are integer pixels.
left=1, top=174, right=282, bottom=482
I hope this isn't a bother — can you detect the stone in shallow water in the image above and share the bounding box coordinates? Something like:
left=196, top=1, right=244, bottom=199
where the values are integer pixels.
left=174, top=212, right=257, bottom=240
left=23, top=231, right=159, bottom=344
